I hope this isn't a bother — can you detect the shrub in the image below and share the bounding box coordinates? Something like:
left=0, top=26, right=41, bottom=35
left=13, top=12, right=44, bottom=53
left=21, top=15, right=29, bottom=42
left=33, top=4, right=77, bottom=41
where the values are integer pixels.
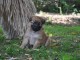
left=33, top=0, right=79, bottom=13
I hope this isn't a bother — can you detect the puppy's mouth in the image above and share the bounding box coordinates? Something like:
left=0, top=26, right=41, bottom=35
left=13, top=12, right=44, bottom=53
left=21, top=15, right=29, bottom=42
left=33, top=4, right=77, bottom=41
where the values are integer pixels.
left=31, top=22, right=42, bottom=32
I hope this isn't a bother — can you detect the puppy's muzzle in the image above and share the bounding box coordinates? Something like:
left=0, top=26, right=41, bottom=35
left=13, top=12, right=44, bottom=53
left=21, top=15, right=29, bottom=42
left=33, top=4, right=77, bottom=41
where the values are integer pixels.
left=31, top=22, right=42, bottom=32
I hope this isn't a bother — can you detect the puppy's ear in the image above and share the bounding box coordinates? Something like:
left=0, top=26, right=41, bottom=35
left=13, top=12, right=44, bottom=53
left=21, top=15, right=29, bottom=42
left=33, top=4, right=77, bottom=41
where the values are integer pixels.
left=41, top=17, right=46, bottom=24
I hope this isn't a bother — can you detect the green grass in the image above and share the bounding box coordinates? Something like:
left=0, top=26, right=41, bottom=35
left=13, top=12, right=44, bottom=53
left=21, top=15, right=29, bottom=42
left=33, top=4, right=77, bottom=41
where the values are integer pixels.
left=0, top=24, right=80, bottom=60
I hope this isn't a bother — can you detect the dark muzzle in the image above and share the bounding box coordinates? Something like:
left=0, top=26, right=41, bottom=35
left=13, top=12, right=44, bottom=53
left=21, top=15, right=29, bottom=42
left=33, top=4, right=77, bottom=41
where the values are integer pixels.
left=31, top=22, right=42, bottom=32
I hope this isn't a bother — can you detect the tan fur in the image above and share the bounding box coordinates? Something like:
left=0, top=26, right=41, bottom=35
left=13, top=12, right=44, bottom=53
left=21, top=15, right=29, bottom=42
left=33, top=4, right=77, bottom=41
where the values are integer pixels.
left=20, top=16, right=49, bottom=49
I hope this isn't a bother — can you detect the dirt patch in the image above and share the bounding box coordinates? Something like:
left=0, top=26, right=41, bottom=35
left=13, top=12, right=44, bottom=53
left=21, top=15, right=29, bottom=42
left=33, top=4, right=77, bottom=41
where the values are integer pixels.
left=36, top=12, right=80, bottom=25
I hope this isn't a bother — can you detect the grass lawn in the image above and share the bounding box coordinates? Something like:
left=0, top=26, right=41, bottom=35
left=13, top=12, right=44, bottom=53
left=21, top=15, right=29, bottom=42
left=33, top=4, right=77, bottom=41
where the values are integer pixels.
left=0, top=24, right=80, bottom=60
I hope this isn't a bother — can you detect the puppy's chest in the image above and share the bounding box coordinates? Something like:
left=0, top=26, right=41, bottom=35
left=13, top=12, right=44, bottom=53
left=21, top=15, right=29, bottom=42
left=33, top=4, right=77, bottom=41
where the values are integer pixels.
left=30, top=32, right=40, bottom=38
left=28, top=31, right=41, bottom=45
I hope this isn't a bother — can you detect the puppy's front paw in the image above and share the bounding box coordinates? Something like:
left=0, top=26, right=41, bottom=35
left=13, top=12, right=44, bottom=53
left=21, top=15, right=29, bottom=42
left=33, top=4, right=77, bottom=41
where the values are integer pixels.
left=20, top=45, right=24, bottom=49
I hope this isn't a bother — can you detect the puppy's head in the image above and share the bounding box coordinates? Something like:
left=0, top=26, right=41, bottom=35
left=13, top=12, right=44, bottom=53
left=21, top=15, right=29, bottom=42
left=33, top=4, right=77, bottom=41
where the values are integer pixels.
left=29, top=16, right=46, bottom=32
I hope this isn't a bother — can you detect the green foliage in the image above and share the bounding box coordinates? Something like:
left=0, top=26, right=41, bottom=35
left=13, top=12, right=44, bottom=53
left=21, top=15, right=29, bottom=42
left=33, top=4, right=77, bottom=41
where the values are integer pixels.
left=33, top=0, right=80, bottom=13
left=0, top=26, right=5, bottom=42
left=76, top=0, right=80, bottom=3
left=0, top=56, right=5, bottom=60
left=33, top=0, right=59, bottom=13
left=0, top=26, right=3, bottom=34
left=60, top=0, right=77, bottom=14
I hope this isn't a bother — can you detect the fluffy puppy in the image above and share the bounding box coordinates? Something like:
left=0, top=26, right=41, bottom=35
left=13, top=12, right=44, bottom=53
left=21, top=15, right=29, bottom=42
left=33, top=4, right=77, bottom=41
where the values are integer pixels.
left=20, top=16, right=50, bottom=49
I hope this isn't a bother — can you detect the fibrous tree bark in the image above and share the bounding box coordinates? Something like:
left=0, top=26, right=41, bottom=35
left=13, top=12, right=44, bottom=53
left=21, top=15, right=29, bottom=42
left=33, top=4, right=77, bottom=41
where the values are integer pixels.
left=0, top=0, right=36, bottom=39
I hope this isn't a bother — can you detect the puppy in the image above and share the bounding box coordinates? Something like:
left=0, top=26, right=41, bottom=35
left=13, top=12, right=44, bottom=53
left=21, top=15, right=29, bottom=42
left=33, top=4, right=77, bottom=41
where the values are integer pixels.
left=20, top=16, right=50, bottom=49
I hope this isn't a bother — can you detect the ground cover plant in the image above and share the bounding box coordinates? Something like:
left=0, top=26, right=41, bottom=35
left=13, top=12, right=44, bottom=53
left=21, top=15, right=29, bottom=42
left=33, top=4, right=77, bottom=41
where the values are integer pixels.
left=0, top=24, right=80, bottom=60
